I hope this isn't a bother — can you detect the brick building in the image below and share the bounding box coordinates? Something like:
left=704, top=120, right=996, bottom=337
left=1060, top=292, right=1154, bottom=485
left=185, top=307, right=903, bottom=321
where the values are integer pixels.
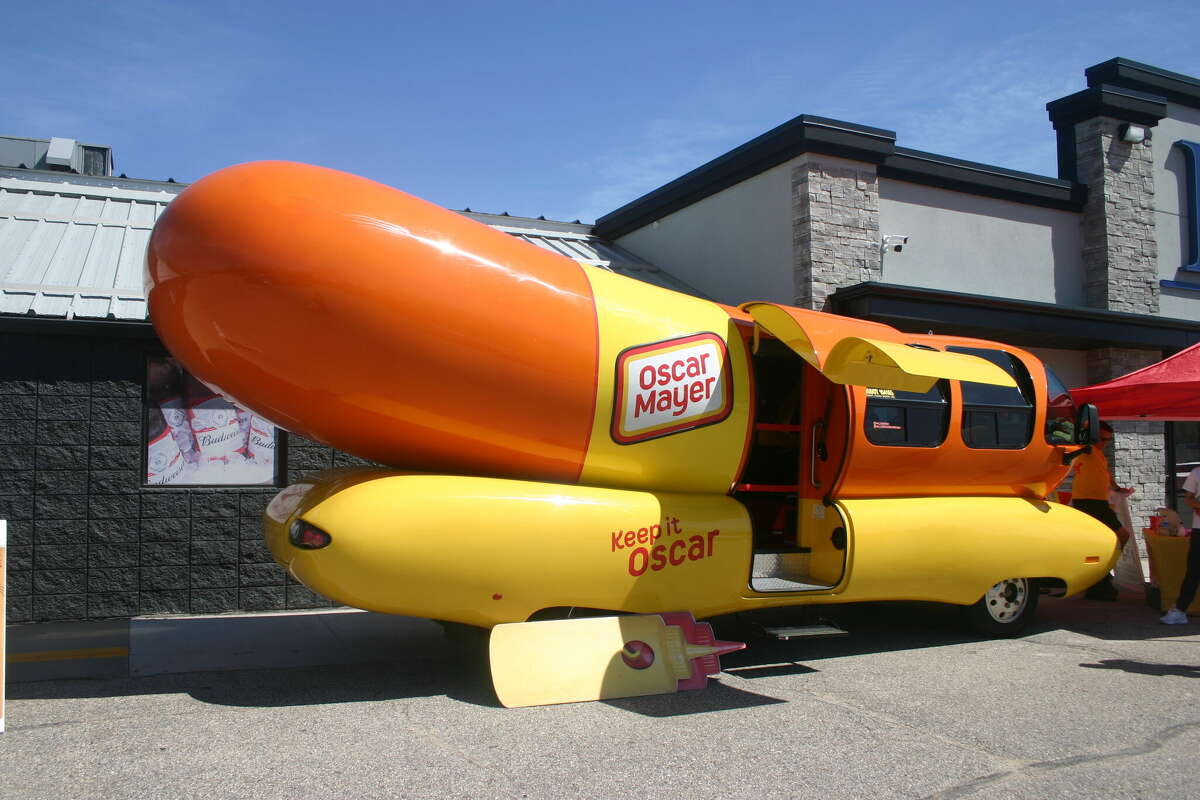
left=4, top=57, right=1200, bottom=623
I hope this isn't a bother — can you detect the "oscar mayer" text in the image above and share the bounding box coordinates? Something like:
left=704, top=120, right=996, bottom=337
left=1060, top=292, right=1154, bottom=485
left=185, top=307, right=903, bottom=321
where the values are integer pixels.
left=613, top=333, right=730, bottom=443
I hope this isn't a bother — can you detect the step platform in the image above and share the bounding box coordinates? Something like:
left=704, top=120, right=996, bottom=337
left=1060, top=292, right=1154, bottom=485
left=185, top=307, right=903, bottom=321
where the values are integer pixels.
left=759, top=623, right=848, bottom=640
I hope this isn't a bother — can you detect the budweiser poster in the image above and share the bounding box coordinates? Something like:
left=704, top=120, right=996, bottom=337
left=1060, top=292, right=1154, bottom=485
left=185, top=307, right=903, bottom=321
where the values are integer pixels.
left=146, top=357, right=278, bottom=486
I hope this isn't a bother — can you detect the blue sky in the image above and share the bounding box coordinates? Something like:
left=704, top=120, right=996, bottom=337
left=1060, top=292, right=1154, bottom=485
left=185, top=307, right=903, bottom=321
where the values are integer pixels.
left=4, top=1, right=1198, bottom=224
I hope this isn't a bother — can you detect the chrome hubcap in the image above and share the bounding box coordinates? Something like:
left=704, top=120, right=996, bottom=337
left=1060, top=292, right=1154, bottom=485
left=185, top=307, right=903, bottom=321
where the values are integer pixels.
left=983, top=578, right=1028, bottom=623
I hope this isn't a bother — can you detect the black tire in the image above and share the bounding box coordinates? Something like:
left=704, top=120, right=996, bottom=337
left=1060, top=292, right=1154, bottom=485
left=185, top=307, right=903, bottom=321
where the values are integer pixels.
left=963, top=578, right=1039, bottom=637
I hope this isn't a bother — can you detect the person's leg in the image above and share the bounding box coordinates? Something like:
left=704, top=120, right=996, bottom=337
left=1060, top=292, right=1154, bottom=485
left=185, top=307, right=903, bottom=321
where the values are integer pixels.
left=1074, top=500, right=1123, bottom=600
left=1173, top=530, right=1200, bottom=612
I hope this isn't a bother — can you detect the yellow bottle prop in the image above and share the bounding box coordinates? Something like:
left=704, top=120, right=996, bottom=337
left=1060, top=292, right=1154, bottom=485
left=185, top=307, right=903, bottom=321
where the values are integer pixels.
left=488, top=612, right=744, bottom=708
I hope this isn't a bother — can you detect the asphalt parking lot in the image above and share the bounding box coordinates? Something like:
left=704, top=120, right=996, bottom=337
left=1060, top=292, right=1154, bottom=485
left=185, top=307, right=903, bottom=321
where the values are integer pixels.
left=3, top=593, right=1199, bottom=800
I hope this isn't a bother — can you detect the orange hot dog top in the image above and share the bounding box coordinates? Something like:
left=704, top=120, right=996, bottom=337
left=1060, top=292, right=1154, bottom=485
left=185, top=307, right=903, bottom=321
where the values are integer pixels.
left=146, top=161, right=599, bottom=483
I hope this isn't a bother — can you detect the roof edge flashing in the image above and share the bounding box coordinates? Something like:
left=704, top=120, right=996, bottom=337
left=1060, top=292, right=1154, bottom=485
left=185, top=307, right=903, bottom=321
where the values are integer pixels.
left=881, top=148, right=1083, bottom=211
left=1085, top=57, right=1200, bottom=109
left=1046, top=84, right=1169, bottom=129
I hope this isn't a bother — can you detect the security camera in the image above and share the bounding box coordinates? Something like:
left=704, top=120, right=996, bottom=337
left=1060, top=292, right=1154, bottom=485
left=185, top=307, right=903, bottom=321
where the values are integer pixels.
left=881, top=235, right=908, bottom=254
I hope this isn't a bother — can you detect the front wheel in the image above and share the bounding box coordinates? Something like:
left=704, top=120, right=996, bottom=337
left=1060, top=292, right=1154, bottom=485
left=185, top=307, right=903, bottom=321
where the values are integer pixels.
left=963, top=578, right=1039, bottom=637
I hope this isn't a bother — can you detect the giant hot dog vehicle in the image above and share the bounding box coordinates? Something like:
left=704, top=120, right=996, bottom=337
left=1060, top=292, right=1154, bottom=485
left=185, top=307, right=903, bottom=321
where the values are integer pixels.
left=145, top=161, right=1114, bottom=706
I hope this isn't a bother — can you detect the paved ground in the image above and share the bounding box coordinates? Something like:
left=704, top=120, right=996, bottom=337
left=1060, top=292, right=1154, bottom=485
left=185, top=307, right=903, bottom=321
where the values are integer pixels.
left=3, top=593, right=1199, bottom=799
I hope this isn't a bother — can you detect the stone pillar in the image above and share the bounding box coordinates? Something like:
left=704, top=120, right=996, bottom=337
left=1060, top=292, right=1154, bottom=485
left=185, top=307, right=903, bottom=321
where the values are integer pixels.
left=1049, top=86, right=1170, bottom=554
left=1087, top=347, right=1165, bottom=557
left=792, top=154, right=880, bottom=310
left=1075, top=116, right=1159, bottom=313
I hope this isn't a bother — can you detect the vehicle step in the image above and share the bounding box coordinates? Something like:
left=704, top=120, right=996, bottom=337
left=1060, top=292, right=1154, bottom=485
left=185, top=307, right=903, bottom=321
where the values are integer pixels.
left=760, top=624, right=847, bottom=640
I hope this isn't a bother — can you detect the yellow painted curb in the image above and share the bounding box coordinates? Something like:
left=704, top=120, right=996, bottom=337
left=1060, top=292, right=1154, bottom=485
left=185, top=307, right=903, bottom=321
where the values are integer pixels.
left=8, top=647, right=129, bottom=664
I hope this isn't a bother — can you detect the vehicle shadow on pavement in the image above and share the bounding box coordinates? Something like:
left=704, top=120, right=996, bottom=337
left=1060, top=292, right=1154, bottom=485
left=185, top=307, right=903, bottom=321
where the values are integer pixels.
left=12, top=594, right=1195, bottom=712
left=711, top=592, right=1200, bottom=673
left=5, top=638, right=504, bottom=708
left=1036, top=592, right=1200, bottom=642
left=603, top=682, right=787, bottom=716
left=6, top=644, right=789, bottom=715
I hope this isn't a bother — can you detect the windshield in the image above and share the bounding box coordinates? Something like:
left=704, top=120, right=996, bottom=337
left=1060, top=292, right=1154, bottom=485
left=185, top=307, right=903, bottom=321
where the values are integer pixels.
left=1043, top=364, right=1076, bottom=444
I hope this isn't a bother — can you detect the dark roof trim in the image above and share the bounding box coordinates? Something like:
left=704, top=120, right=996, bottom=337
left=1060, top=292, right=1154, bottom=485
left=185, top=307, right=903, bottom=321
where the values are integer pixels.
left=596, top=114, right=1085, bottom=239
left=0, top=314, right=157, bottom=339
left=1085, top=58, right=1200, bottom=110
left=829, top=282, right=1200, bottom=352
left=1046, top=84, right=1169, bottom=129
left=880, top=148, right=1085, bottom=211
left=594, top=116, right=897, bottom=239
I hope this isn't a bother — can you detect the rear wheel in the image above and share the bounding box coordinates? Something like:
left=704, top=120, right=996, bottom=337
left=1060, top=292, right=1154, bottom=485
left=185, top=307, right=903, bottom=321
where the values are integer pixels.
left=964, top=578, right=1039, bottom=637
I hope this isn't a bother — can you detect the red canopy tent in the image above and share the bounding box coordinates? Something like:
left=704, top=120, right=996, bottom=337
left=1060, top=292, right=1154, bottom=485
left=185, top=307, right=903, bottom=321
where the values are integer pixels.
left=1070, top=342, right=1200, bottom=421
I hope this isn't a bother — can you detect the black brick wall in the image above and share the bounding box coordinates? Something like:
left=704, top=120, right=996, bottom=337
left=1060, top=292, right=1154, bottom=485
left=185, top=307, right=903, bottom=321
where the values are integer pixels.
left=1, top=328, right=372, bottom=623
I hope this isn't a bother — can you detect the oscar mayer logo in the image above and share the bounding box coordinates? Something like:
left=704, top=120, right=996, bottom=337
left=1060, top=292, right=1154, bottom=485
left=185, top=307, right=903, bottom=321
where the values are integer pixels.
left=611, top=333, right=732, bottom=444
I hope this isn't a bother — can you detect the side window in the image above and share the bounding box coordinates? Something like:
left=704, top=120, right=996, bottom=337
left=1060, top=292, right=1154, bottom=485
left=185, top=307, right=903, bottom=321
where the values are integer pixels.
left=864, top=381, right=950, bottom=447
left=949, top=347, right=1035, bottom=450
left=1044, top=365, right=1077, bottom=444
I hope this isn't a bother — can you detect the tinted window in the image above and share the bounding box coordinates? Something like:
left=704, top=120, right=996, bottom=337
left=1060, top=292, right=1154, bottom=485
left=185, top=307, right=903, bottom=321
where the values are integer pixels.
left=949, top=347, right=1034, bottom=450
left=865, top=382, right=949, bottom=447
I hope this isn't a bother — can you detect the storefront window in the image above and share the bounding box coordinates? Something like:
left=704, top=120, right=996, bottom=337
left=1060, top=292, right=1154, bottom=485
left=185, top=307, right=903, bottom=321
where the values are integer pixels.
left=1172, top=422, right=1200, bottom=527
left=145, top=356, right=281, bottom=486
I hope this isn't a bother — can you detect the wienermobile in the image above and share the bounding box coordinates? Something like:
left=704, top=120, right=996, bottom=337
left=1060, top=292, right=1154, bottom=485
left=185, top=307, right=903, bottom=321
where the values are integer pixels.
left=145, top=161, right=1115, bottom=706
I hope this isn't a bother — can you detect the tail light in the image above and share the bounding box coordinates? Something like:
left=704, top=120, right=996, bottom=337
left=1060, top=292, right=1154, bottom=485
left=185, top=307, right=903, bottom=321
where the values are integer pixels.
left=289, top=519, right=332, bottom=549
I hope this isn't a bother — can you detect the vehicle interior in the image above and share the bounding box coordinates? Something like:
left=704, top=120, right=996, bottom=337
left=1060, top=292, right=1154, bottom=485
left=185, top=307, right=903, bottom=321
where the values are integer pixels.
left=735, top=335, right=846, bottom=593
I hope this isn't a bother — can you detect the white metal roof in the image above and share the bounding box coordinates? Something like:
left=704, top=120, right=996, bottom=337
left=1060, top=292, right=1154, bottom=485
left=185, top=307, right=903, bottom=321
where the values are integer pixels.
left=0, top=168, right=183, bottom=320
left=463, top=211, right=706, bottom=297
left=0, top=169, right=704, bottom=323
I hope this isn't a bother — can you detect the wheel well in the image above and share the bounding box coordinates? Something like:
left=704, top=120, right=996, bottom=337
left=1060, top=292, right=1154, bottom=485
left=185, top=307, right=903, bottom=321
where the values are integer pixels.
left=1035, top=577, right=1067, bottom=597
left=526, top=606, right=626, bottom=622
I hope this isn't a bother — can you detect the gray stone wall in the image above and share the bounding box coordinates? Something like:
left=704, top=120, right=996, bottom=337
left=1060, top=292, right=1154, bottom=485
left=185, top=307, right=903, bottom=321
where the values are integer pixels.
left=0, top=329, right=351, bottom=624
left=1075, top=116, right=1159, bottom=313
left=1072, top=114, right=1165, bottom=561
left=1086, top=347, right=1166, bottom=557
left=792, top=155, right=881, bottom=310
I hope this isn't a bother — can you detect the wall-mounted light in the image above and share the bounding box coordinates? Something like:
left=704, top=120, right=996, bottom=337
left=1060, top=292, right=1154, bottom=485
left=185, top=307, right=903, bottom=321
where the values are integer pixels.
left=1118, top=123, right=1150, bottom=144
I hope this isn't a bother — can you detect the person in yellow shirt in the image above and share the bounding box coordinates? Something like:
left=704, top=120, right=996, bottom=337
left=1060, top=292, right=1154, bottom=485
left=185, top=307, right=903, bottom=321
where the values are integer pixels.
left=1070, top=421, right=1134, bottom=600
